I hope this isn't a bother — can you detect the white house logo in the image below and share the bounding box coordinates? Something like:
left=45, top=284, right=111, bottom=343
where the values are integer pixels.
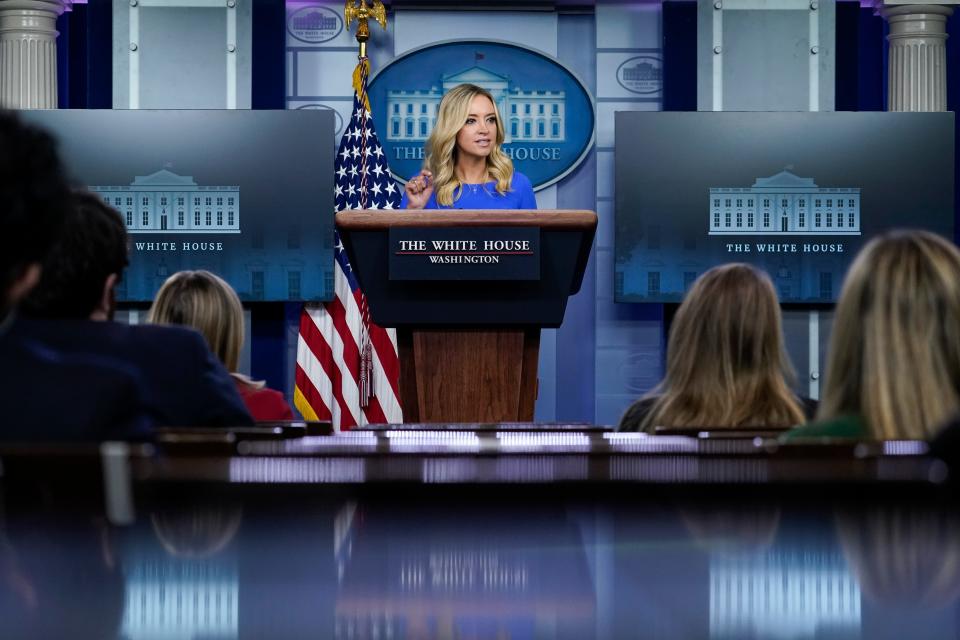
left=287, top=5, right=342, bottom=44
left=368, top=40, right=595, bottom=191
left=617, top=56, right=662, bottom=95
left=91, top=169, right=240, bottom=234
left=708, top=170, right=861, bottom=236
left=296, top=103, right=344, bottom=138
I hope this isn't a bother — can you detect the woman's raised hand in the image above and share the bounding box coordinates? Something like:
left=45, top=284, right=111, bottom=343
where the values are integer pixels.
left=404, top=170, right=433, bottom=209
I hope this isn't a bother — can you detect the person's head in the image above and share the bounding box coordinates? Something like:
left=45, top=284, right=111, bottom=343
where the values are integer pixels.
left=424, top=83, right=513, bottom=206
left=0, top=112, right=72, bottom=316
left=638, top=263, right=805, bottom=431
left=820, top=230, right=960, bottom=440
left=21, top=190, right=128, bottom=321
left=148, top=270, right=243, bottom=371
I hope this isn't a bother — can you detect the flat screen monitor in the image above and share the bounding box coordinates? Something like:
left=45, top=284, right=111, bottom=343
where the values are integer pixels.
left=21, top=109, right=335, bottom=302
left=614, top=111, right=955, bottom=303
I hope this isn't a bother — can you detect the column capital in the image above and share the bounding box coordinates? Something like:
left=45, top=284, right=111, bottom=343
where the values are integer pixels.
left=0, top=0, right=70, bottom=14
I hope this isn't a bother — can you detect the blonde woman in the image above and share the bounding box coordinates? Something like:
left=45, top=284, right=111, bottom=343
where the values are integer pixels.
left=149, top=270, right=294, bottom=421
left=619, top=263, right=809, bottom=432
left=401, top=83, right=537, bottom=210
left=786, top=230, right=960, bottom=441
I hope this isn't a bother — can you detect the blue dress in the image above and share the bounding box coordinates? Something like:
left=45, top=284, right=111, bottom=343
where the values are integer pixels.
left=400, top=171, right=537, bottom=210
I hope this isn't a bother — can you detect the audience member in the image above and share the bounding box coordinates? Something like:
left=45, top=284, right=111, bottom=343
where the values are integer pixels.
left=619, top=263, right=809, bottom=432
left=15, top=190, right=253, bottom=428
left=786, top=230, right=960, bottom=441
left=0, top=111, right=151, bottom=441
left=149, top=270, right=295, bottom=421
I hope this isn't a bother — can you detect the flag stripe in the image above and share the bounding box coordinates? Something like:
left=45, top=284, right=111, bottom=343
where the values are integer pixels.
left=293, top=369, right=325, bottom=422
left=300, top=305, right=361, bottom=429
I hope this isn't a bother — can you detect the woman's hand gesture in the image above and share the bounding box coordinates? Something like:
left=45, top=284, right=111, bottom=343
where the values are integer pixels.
left=404, top=170, right=433, bottom=209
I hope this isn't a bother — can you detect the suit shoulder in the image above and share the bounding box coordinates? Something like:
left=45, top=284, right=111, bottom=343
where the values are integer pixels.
left=126, top=323, right=208, bottom=348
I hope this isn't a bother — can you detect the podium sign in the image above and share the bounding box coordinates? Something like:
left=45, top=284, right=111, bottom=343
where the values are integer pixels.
left=389, top=227, right=539, bottom=281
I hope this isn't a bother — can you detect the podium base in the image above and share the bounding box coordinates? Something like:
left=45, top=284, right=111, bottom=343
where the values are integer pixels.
left=398, top=328, right=539, bottom=423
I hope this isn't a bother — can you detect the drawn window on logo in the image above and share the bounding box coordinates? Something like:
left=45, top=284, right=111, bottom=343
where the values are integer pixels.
left=826, top=199, right=832, bottom=207
left=127, top=212, right=133, bottom=227
left=820, top=272, right=833, bottom=299
left=206, top=211, right=212, bottom=226
left=848, top=212, right=855, bottom=226
left=142, top=211, right=149, bottom=226
left=252, top=271, right=264, bottom=300
left=815, top=212, right=822, bottom=227
left=647, top=272, right=660, bottom=296
left=714, top=212, right=720, bottom=227
left=725, top=212, right=731, bottom=227
left=838, top=214, right=844, bottom=228
left=524, top=122, right=531, bottom=137
left=747, top=212, right=754, bottom=227
left=725, top=199, right=731, bottom=207
left=524, top=104, right=531, bottom=115
left=736, top=212, right=743, bottom=228
left=763, top=211, right=770, bottom=227
left=511, top=120, right=519, bottom=137
left=229, top=212, right=235, bottom=226
left=799, top=211, right=805, bottom=227
left=406, top=120, right=413, bottom=136
left=217, top=211, right=223, bottom=226
left=142, top=197, right=148, bottom=206
left=178, top=211, right=184, bottom=226
left=736, top=199, right=742, bottom=207
left=420, top=120, right=428, bottom=136
left=537, top=121, right=545, bottom=137
left=289, top=272, right=301, bottom=299
left=826, top=212, right=832, bottom=227
left=552, top=104, right=559, bottom=115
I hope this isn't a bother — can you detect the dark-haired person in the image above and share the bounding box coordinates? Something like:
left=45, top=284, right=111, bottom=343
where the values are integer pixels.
left=14, top=190, right=253, bottom=428
left=0, top=111, right=151, bottom=441
left=401, top=83, right=537, bottom=210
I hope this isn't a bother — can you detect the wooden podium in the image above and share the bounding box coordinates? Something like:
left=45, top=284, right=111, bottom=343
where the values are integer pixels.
left=336, top=210, right=596, bottom=423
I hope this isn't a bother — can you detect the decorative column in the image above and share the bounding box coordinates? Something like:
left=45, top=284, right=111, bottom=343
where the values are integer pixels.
left=877, top=3, right=954, bottom=112
left=0, top=0, right=69, bottom=109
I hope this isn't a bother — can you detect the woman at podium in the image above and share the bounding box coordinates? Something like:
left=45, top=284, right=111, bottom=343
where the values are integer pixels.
left=401, top=83, right=537, bottom=210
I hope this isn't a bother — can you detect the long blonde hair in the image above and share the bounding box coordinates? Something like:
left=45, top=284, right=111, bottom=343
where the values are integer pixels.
left=148, top=270, right=244, bottom=373
left=819, top=230, right=960, bottom=439
left=425, top=83, right=514, bottom=207
left=636, top=263, right=805, bottom=431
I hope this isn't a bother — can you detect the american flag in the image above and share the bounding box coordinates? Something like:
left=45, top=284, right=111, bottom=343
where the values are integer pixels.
left=294, top=58, right=403, bottom=429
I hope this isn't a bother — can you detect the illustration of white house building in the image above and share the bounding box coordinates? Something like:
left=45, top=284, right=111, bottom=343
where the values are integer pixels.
left=386, top=66, right=565, bottom=143
left=622, top=61, right=661, bottom=83
left=91, top=169, right=240, bottom=234
left=708, top=170, right=860, bottom=236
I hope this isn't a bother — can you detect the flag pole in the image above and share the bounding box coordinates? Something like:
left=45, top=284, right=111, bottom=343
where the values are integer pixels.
left=343, top=0, right=389, bottom=407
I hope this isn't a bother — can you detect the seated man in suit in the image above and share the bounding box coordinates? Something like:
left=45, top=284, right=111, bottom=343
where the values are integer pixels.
left=0, top=111, right=151, bottom=441
left=15, top=190, right=254, bottom=428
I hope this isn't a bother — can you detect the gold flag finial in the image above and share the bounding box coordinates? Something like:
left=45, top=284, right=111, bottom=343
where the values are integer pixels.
left=344, top=0, right=388, bottom=59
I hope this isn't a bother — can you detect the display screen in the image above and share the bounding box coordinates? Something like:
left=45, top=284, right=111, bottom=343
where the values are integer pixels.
left=22, top=109, right=335, bottom=302
left=614, top=111, right=955, bottom=302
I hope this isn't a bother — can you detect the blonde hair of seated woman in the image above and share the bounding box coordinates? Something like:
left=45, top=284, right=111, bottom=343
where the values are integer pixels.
left=817, top=230, right=960, bottom=440
left=633, top=263, right=806, bottom=432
